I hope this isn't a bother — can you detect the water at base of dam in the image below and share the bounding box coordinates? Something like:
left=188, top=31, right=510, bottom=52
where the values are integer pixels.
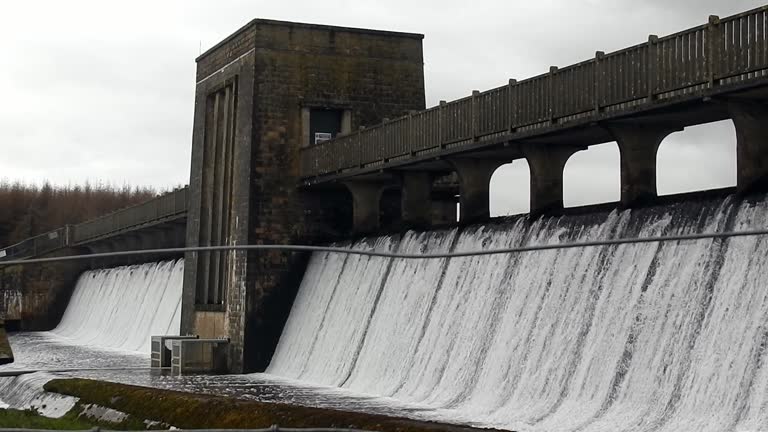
left=4, top=191, right=768, bottom=431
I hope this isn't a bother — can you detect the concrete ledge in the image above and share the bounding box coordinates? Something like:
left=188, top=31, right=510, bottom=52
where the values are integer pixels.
left=45, top=378, right=504, bottom=431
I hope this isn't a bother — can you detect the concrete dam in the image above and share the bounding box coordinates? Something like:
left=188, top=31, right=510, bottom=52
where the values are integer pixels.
left=4, top=5, right=768, bottom=432
left=5, top=190, right=768, bottom=431
left=269, top=191, right=768, bottom=431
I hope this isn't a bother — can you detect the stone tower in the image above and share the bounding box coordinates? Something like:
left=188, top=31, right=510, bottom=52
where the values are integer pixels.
left=181, top=19, right=426, bottom=372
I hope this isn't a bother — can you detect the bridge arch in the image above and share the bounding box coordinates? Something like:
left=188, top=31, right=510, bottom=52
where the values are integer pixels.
left=490, top=161, right=530, bottom=217
left=656, top=120, right=736, bottom=196
left=563, top=142, right=620, bottom=207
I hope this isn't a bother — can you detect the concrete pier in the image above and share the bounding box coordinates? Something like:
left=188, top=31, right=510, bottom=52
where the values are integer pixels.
left=523, top=145, right=584, bottom=215
left=448, top=158, right=507, bottom=223
left=609, top=125, right=680, bottom=207
left=401, top=172, right=433, bottom=229
left=728, top=101, right=768, bottom=193
left=344, top=181, right=390, bottom=234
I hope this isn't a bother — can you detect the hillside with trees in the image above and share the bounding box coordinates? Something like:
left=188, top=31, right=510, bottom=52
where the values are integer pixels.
left=0, top=181, right=158, bottom=247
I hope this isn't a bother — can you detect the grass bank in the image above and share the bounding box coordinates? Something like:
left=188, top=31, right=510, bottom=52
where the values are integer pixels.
left=0, top=408, right=103, bottom=429
left=0, top=406, right=157, bottom=430
left=46, top=378, right=507, bottom=431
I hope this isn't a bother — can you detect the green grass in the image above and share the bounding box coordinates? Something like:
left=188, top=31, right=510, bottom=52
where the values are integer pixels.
left=0, top=408, right=96, bottom=429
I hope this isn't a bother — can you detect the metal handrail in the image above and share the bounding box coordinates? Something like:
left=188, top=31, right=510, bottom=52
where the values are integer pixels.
left=0, top=228, right=68, bottom=262
left=71, top=187, right=189, bottom=244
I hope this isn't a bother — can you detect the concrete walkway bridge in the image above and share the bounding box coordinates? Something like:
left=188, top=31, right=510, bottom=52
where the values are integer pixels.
left=0, top=187, right=188, bottom=329
left=301, top=7, right=768, bottom=231
left=0, top=186, right=188, bottom=264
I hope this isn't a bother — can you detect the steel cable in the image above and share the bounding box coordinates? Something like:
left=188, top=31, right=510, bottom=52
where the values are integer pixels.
left=1, top=228, right=768, bottom=266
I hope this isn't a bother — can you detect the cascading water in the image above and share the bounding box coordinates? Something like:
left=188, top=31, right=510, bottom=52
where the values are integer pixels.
left=51, top=259, right=184, bottom=353
left=267, top=193, right=768, bottom=432
left=0, top=260, right=184, bottom=411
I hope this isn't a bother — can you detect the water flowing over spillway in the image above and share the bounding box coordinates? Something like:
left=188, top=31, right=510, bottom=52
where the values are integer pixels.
left=51, top=260, right=184, bottom=353
left=268, top=194, right=768, bottom=432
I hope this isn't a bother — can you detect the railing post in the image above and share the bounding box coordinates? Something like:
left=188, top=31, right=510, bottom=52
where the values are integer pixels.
left=380, top=120, right=389, bottom=163
left=594, top=51, right=605, bottom=114
left=508, top=78, right=517, bottom=132
left=472, top=90, right=480, bottom=140
left=439, top=100, right=447, bottom=149
left=408, top=112, right=415, bottom=156
left=358, top=126, right=365, bottom=168
left=707, top=15, right=722, bottom=87
left=647, top=35, right=658, bottom=102
left=549, top=66, right=558, bottom=123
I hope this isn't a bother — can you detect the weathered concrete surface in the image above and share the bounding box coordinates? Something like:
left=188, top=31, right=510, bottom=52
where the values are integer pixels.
left=0, top=322, right=12, bottom=365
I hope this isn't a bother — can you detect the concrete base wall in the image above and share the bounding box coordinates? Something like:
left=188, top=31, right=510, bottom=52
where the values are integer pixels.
left=0, top=248, right=89, bottom=331
left=193, top=311, right=227, bottom=339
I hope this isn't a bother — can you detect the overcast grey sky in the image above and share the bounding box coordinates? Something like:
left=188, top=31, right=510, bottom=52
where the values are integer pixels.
left=1, top=0, right=764, bottom=215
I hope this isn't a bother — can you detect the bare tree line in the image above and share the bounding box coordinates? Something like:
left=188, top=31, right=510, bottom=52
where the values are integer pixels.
left=0, top=180, right=163, bottom=247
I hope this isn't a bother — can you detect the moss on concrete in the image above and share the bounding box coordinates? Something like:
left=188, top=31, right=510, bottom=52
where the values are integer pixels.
left=45, top=378, right=507, bottom=431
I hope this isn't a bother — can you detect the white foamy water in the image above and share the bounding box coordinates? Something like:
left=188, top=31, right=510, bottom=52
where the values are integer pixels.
left=0, top=372, right=77, bottom=417
left=268, top=195, right=768, bottom=432
left=51, top=259, right=184, bottom=353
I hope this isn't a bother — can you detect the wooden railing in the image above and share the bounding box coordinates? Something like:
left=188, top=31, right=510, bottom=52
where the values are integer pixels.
left=0, top=228, right=69, bottom=261
left=0, top=187, right=189, bottom=261
left=71, top=186, right=189, bottom=244
left=301, top=6, right=768, bottom=179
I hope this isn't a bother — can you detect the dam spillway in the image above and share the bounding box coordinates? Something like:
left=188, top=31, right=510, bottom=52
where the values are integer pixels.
left=267, top=192, right=768, bottom=432
left=3, top=192, right=768, bottom=431
left=51, top=260, right=184, bottom=353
